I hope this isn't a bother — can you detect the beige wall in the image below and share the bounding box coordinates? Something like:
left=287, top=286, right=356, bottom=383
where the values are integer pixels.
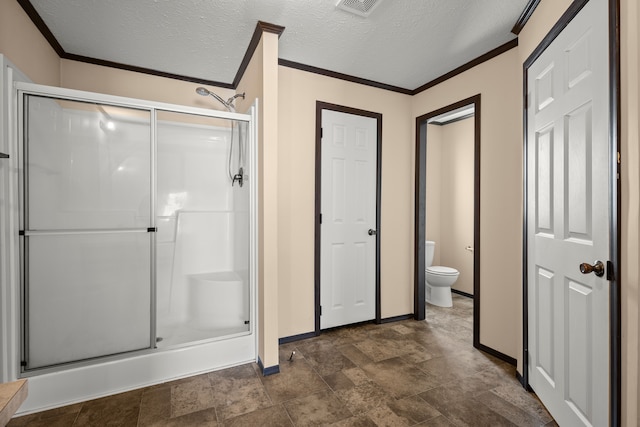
left=258, top=32, right=281, bottom=370
left=0, top=0, right=59, bottom=85
left=412, top=49, right=522, bottom=359
left=517, top=0, right=573, bottom=60
left=620, top=0, right=640, bottom=424
left=277, top=66, right=413, bottom=338
left=438, top=118, right=474, bottom=295
left=60, top=60, right=236, bottom=108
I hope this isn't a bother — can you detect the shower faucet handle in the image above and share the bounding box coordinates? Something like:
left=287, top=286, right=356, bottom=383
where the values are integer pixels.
left=232, top=167, right=244, bottom=187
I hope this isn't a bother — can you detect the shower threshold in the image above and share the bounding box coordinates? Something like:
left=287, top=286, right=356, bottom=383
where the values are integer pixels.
left=155, top=323, right=249, bottom=349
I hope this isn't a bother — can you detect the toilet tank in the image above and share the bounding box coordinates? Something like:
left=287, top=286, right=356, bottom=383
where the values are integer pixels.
left=425, top=241, right=435, bottom=267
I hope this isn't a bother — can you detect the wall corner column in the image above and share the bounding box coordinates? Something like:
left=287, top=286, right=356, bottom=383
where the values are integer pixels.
left=259, top=30, right=280, bottom=373
left=237, top=22, right=283, bottom=375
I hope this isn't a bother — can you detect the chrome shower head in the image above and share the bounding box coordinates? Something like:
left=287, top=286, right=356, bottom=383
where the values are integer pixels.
left=196, top=87, right=211, bottom=96
left=195, top=87, right=245, bottom=113
left=195, top=86, right=233, bottom=111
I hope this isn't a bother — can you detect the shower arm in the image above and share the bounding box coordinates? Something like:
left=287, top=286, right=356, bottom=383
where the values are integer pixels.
left=208, top=92, right=230, bottom=109
left=227, top=93, right=245, bottom=104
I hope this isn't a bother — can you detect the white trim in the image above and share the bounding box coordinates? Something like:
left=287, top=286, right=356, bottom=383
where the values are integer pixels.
left=0, top=56, right=32, bottom=384
left=150, top=108, right=158, bottom=352
left=19, top=335, right=255, bottom=414
left=249, top=99, right=259, bottom=361
left=14, top=82, right=250, bottom=122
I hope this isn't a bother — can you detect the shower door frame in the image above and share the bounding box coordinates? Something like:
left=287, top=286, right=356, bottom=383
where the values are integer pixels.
left=13, top=82, right=257, bottom=378
left=18, top=89, right=157, bottom=372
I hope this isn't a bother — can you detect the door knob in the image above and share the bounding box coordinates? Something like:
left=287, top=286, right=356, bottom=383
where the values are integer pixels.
left=579, top=260, right=605, bottom=277
left=368, top=229, right=377, bottom=236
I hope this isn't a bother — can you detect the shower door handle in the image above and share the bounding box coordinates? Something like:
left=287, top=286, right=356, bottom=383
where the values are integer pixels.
left=368, top=229, right=377, bottom=236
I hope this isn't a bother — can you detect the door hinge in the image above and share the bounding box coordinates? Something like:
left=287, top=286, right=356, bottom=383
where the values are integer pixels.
left=607, top=260, right=615, bottom=281
left=319, top=306, right=322, bottom=315
left=319, top=213, right=322, bottom=224
left=320, top=127, right=323, bottom=138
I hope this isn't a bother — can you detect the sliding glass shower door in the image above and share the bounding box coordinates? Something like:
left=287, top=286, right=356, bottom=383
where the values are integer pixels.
left=21, top=94, right=153, bottom=371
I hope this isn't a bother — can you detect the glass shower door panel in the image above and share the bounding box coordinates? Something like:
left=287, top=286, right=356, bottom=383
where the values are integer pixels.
left=25, top=96, right=151, bottom=230
left=22, top=94, right=153, bottom=370
left=26, top=233, right=151, bottom=369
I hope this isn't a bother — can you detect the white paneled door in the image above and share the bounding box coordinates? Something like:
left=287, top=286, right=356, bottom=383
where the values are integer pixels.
left=526, top=0, right=611, bottom=425
left=320, top=109, right=377, bottom=329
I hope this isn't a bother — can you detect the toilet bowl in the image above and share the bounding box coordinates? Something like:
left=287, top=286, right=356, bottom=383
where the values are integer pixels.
left=425, top=241, right=459, bottom=308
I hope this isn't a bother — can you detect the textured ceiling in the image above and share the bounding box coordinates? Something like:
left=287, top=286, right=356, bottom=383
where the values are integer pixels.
left=27, top=0, right=529, bottom=91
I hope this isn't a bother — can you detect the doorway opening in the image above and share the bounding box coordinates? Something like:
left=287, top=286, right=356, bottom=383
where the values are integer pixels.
left=415, top=95, right=482, bottom=350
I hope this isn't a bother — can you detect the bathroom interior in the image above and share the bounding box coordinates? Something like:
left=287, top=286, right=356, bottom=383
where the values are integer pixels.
left=1, top=72, right=259, bottom=411
left=0, top=0, right=610, bottom=420
left=425, top=105, right=475, bottom=309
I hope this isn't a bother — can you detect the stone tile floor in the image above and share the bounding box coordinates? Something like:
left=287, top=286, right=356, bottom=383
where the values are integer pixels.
left=9, top=295, right=556, bottom=426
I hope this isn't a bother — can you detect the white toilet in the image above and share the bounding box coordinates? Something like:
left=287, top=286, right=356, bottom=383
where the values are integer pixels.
left=425, top=241, right=459, bottom=307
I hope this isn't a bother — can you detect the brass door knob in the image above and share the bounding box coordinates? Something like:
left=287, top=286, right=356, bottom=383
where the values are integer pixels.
left=579, top=260, right=605, bottom=277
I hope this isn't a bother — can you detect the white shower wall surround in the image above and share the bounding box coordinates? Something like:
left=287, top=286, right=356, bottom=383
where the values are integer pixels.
left=5, top=80, right=257, bottom=414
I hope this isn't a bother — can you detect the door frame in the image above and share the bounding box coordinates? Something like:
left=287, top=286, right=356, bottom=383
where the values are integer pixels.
left=314, top=101, right=382, bottom=333
left=521, top=0, right=621, bottom=425
left=414, top=95, right=485, bottom=351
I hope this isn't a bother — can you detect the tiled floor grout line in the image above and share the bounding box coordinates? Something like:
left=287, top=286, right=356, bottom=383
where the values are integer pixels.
left=71, top=408, right=81, bottom=427
left=133, top=394, right=143, bottom=427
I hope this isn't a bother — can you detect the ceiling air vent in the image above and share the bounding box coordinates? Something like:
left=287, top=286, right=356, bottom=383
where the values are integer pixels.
left=336, top=0, right=383, bottom=17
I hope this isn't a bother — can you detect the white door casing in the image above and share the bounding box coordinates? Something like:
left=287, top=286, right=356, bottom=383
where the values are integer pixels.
left=320, top=109, right=377, bottom=329
left=526, top=0, right=610, bottom=425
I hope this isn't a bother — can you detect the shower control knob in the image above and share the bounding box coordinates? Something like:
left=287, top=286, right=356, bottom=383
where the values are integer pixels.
left=368, top=229, right=377, bottom=236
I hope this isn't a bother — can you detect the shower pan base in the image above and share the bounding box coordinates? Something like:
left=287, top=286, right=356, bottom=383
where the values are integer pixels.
left=18, top=334, right=255, bottom=414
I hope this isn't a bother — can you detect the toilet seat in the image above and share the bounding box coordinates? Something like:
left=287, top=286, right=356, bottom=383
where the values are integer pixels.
left=426, top=266, right=458, bottom=276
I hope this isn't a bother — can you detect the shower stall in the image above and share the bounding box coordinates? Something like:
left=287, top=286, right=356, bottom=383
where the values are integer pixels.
left=5, top=81, right=257, bottom=412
